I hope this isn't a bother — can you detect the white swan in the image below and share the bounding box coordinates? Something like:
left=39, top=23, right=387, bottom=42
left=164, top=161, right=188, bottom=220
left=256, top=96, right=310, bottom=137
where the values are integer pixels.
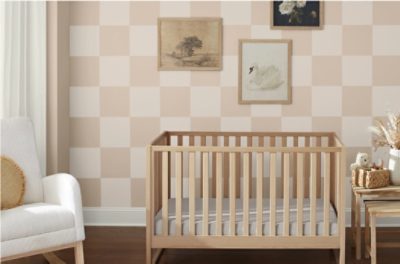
left=247, top=63, right=284, bottom=90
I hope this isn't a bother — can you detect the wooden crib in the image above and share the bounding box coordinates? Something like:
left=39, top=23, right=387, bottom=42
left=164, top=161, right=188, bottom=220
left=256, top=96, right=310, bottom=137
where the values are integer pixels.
left=146, top=131, right=346, bottom=264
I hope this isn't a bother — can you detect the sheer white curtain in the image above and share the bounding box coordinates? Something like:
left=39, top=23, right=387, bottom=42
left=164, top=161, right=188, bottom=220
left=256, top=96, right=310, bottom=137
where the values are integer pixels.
left=0, top=1, right=46, bottom=173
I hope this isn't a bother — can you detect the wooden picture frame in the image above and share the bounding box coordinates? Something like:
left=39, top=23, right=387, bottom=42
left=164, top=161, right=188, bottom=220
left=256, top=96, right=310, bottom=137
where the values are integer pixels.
left=270, top=1, right=324, bottom=30
left=238, top=39, right=292, bottom=105
left=158, top=18, right=222, bottom=71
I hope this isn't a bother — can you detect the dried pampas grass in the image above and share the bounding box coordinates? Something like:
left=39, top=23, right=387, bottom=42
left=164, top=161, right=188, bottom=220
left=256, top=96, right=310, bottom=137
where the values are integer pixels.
left=369, top=111, right=400, bottom=150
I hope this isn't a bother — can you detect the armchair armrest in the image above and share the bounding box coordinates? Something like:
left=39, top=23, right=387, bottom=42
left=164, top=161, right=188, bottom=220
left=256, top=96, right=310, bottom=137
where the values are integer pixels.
left=42, top=173, right=85, bottom=241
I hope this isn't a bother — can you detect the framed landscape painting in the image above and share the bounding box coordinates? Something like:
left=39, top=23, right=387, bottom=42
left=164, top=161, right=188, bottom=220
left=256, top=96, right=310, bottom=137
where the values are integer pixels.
left=158, top=18, right=222, bottom=71
left=239, top=39, right=292, bottom=105
left=271, top=1, right=323, bottom=29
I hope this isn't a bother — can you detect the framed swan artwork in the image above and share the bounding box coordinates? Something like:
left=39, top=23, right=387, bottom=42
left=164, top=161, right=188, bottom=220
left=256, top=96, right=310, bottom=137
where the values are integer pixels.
left=238, top=39, right=292, bottom=104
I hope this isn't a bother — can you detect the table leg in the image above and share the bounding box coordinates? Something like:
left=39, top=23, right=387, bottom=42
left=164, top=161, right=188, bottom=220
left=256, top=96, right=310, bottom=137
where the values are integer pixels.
left=365, top=204, right=370, bottom=259
left=351, top=191, right=356, bottom=242
left=370, top=214, right=377, bottom=264
left=355, top=193, right=362, bottom=260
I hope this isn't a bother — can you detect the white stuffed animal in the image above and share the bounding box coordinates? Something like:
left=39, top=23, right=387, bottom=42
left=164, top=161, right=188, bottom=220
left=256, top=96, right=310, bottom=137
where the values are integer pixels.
left=350, top=152, right=370, bottom=171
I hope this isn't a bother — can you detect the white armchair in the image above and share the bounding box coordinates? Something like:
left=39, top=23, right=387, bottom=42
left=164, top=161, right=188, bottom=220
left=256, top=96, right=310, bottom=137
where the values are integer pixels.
left=1, top=117, right=85, bottom=263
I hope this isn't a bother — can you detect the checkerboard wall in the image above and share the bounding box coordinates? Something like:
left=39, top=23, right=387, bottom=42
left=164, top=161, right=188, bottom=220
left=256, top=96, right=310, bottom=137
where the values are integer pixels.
left=69, top=1, right=400, bottom=208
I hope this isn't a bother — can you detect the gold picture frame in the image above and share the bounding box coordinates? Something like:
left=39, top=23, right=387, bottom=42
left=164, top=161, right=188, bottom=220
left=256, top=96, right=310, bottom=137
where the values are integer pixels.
left=158, top=18, right=222, bottom=71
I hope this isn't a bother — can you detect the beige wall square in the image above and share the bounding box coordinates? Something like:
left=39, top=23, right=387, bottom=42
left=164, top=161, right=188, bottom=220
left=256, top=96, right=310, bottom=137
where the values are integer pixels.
left=101, top=148, right=130, bottom=178
left=70, top=26, right=99, bottom=56
left=373, top=56, right=400, bottom=85
left=191, top=117, right=221, bottom=131
left=251, top=105, right=282, bottom=117
left=342, top=86, right=372, bottom=116
left=78, top=179, right=101, bottom=207
left=70, top=57, right=99, bottom=86
left=191, top=1, right=221, bottom=17
left=372, top=86, right=400, bottom=116
left=224, top=26, right=251, bottom=55
left=100, top=117, right=130, bottom=147
left=312, top=26, right=342, bottom=55
left=373, top=1, right=400, bottom=25
left=100, top=2, right=130, bottom=25
left=282, top=31, right=312, bottom=55
left=282, top=86, right=311, bottom=116
left=131, top=147, right=146, bottom=178
left=342, top=56, right=372, bottom=86
left=160, top=117, right=191, bottom=131
left=373, top=26, right=400, bottom=55
left=221, top=2, right=251, bottom=25
left=292, top=56, right=311, bottom=86
left=100, top=57, right=130, bottom=86
left=100, top=87, right=130, bottom=116
left=131, top=179, right=146, bottom=207
left=70, top=87, right=99, bottom=117
left=70, top=148, right=100, bottom=179
left=101, top=179, right=131, bottom=207
left=251, top=117, right=281, bottom=132
left=281, top=117, right=312, bottom=132
left=130, top=26, right=157, bottom=56
left=342, top=117, right=372, bottom=147
left=312, top=117, right=342, bottom=137
left=312, top=56, right=342, bottom=86
left=130, top=87, right=160, bottom=117
left=342, top=1, right=372, bottom=25
left=160, top=1, right=190, bottom=17
left=160, top=72, right=191, bottom=87
left=251, top=25, right=282, bottom=39
left=324, top=1, right=342, bottom=25
left=343, top=26, right=372, bottom=55
left=70, top=118, right=100, bottom=147
left=191, top=72, right=220, bottom=86
left=221, top=117, right=251, bottom=131
left=191, top=87, right=221, bottom=117
left=312, top=86, right=342, bottom=116
left=100, top=26, right=129, bottom=56
left=221, top=87, right=250, bottom=116
left=220, top=56, right=238, bottom=87
left=131, top=56, right=159, bottom=86
left=160, top=87, right=190, bottom=116
left=251, top=1, right=269, bottom=25
left=131, top=118, right=160, bottom=147
left=70, top=2, right=99, bottom=25
left=130, top=1, right=159, bottom=25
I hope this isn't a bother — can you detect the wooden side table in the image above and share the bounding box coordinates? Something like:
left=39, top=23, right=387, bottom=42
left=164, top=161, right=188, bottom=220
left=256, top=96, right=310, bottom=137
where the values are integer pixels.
left=351, top=185, right=400, bottom=260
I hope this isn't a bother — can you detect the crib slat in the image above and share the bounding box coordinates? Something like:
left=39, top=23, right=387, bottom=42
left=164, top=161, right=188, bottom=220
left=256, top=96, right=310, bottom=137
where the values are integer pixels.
left=316, top=137, right=322, bottom=198
left=256, top=152, right=263, bottom=236
left=247, top=136, right=253, bottom=198
left=175, top=152, right=183, bottom=236
left=310, top=152, right=317, bottom=236
left=212, top=136, right=217, bottom=197
left=189, top=152, right=196, bottom=235
left=281, top=136, right=287, bottom=198
left=270, top=153, right=276, bottom=236
left=229, top=153, right=236, bottom=236
left=304, top=137, right=310, bottom=198
left=200, top=136, right=206, bottom=198
left=296, top=153, right=304, bottom=236
left=224, top=136, right=229, bottom=198
left=216, top=152, right=223, bottom=236
left=202, top=152, right=209, bottom=236
left=243, top=153, right=250, bottom=236
left=323, top=152, right=331, bottom=236
left=235, top=136, right=241, bottom=197
left=162, top=152, right=169, bottom=236
left=283, top=153, right=290, bottom=236
left=293, top=136, right=298, bottom=197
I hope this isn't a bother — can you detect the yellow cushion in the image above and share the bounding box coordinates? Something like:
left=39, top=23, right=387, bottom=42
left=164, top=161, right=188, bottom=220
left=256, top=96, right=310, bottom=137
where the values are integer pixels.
left=1, top=156, right=25, bottom=210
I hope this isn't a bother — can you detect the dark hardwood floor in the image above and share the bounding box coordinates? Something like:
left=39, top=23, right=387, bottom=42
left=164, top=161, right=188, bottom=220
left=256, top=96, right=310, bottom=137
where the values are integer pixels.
left=5, top=227, right=400, bottom=264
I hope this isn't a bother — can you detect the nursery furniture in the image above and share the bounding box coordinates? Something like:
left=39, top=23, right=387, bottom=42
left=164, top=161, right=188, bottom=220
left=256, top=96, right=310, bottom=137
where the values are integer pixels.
left=351, top=185, right=400, bottom=260
left=364, top=201, right=400, bottom=264
left=146, top=131, right=346, bottom=264
left=0, top=117, right=85, bottom=263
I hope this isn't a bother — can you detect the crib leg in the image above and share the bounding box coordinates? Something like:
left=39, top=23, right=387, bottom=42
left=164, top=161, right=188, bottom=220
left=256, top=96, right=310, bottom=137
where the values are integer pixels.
left=146, top=246, right=151, bottom=264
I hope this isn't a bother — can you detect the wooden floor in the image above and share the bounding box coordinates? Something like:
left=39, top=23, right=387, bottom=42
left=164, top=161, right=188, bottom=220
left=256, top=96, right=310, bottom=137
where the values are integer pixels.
left=5, top=227, right=400, bottom=264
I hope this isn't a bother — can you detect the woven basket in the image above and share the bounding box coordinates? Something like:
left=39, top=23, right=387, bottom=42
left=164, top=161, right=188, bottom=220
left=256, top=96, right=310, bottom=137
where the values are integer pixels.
left=352, top=168, right=390, bottom=189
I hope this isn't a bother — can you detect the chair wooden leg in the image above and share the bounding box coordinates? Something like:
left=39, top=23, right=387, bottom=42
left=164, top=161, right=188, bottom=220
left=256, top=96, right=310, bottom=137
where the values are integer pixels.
left=43, top=252, right=66, bottom=264
left=74, top=241, right=84, bottom=264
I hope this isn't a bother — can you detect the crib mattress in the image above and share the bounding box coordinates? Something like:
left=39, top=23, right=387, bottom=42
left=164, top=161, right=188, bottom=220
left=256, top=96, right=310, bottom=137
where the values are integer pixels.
left=154, top=198, right=338, bottom=236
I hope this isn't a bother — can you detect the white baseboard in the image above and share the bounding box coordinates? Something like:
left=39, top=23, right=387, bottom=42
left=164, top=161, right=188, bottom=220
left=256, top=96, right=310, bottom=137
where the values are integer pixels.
left=83, top=207, right=399, bottom=227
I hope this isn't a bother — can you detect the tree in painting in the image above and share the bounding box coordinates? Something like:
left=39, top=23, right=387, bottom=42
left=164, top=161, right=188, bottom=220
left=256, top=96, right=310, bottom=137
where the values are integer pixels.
left=175, top=36, right=203, bottom=57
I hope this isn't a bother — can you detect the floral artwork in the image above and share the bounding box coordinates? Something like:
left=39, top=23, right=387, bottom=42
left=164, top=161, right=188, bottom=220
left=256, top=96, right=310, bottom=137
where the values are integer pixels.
left=158, top=18, right=222, bottom=71
left=239, top=40, right=292, bottom=105
left=369, top=111, right=400, bottom=150
left=271, top=0, right=323, bottom=29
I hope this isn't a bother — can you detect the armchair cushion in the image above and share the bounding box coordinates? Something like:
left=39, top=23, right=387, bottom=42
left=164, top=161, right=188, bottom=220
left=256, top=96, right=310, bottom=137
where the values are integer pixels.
left=1, top=156, right=26, bottom=209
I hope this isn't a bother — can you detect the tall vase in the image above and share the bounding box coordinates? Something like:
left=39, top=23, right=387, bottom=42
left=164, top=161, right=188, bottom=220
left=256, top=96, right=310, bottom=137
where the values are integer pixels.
left=389, top=149, right=400, bottom=185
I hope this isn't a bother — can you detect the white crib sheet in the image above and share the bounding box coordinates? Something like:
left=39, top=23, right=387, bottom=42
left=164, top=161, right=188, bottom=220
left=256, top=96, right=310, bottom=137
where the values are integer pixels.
left=154, top=198, right=338, bottom=236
